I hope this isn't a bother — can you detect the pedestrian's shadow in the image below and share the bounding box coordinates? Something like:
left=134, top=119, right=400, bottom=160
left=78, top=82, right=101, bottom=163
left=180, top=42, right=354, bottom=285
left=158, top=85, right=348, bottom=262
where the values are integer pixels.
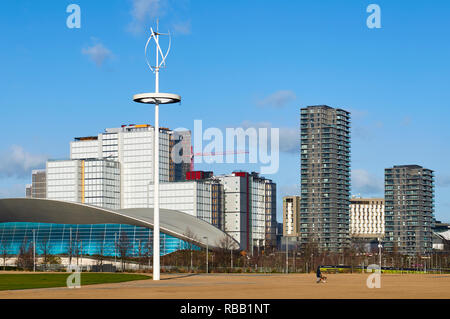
left=160, top=273, right=199, bottom=281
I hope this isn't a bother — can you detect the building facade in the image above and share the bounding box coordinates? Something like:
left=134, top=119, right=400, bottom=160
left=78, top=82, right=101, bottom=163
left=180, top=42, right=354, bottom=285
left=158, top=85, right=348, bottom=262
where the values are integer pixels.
left=215, top=172, right=276, bottom=251
left=264, top=180, right=277, bottom=247
left=169, top=130, right=192, bottom=182
left=384, top=165, right=435, bottom=255
left=283, top=196, right=301, bottom=237
left=147, top=179, right=223, bottom=228
left=46, top=159, right=121, bottom=210
left=25, top=125, right=276, bottom=252
left=70, top=124, right=172, bottom=209
left=31, top=170, right=47, bottom=199
left=350, top=198, right=384, bottom=238
left=42, top=124, right=194, bottom=210
left=25, top=185, right=32, bottom=198
left=300, top=105, right=351, bottom=252
left=0, top=198, right=239, bottom=261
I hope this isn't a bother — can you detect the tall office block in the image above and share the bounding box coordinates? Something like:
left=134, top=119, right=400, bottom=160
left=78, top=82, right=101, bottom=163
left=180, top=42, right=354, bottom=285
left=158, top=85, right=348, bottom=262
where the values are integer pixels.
left=264, top=180, right=277, bottom=247
left=169, top=130, right=192, bottom=182
left=31, top=169, right=47, bottom=199
left=37, top=124, right=191, bottom=209
left=47, top=159, right=120, bottom=209
left=283, top=196, right=301, bottom=237
left=25, top=184, right=32, bottom=198
left=300, top=105, right=351, bottom=252
left=384, top=165, right=435, bottom=255
left=70, top=124, right=171, bottom=209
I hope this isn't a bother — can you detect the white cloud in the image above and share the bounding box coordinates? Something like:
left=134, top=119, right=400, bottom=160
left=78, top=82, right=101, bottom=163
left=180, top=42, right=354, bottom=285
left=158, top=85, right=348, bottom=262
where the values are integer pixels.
left=257, top=90, right=297, bottom=108
left=0, top=146, right=47, bottom=178
left=352, top=169, right=384, bottom=196
left=240, top=121, right=298, bottom=154
left=128, top=0, right=168, bottom=34
left=128, top=0, right=192, bottom=36
left=82, top=42, right=113, bottom=67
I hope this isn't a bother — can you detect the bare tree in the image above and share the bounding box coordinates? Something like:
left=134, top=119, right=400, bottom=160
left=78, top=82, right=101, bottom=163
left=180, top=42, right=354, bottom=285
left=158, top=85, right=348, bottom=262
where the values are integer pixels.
left=116, top=231, right=131, bottom=271
left=67, top=236, right=73, bottom=265
left=1, top=240, right=10, bottom=270
left=17, top=239, right=34, bottom=271
left=184, top=227, right=198, bottom=272
left=140, top=236, right=153, bottom=272
left=136, top=239, right=143, bottom=270
left=215, top=234, right=235, bottom=270
left=38, top=238, right=52, bottom=270
left=74, top=239, right=81, bottom=266
left=95, top=241, right=106, bottom=270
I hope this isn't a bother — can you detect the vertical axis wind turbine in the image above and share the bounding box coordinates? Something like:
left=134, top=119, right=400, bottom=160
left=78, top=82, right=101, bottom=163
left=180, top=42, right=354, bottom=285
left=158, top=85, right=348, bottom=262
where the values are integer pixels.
left=133, top=22, right=181, bottom=281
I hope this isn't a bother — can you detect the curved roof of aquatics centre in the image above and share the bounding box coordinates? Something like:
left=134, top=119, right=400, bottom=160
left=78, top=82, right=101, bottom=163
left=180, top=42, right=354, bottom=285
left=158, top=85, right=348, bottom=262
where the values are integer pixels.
left=0, top=198, right=239, bottom=250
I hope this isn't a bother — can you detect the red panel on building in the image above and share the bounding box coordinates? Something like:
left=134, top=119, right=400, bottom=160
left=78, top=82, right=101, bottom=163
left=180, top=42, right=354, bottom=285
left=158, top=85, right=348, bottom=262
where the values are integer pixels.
left=233, top=171, right=248, bottom=177
left=186, top=171, right=214, bottom=180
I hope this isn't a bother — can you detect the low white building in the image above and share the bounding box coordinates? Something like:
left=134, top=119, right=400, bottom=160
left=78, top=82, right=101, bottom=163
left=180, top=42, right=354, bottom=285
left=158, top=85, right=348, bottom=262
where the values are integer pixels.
left=147, top=180, right=222, bottom=226
left=350, top=198, right=385, bottom=238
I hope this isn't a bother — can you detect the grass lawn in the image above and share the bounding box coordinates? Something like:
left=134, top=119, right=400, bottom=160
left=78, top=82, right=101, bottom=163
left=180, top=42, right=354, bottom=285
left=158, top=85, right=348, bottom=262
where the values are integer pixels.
left=0, top=273, right=150, bottom=291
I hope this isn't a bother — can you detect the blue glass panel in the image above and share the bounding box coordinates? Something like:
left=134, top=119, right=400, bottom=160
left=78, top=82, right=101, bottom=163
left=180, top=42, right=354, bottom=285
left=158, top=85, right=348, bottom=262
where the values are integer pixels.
left=0, top=223, right=200, bottom=257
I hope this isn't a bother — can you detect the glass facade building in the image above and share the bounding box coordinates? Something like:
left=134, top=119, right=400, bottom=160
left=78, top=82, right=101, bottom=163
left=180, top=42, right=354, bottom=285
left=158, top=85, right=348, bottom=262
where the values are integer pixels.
left=0, top=222, right=200, bottom=257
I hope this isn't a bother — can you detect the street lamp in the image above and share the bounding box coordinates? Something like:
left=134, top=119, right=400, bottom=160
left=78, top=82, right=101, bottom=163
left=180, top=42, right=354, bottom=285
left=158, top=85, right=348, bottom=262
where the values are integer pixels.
left=114, top=232, right=117, bottom=269
left=133, top=23, right=181, bottom=281
left=231, top=246, right=233, bottom=269
left=203, top=236, right=208, bottom=274
left=32, top=229, right=36, bottom=272
left=378, top=237, right=382, bottom=271
left=285, top=237, right=289, bottom=274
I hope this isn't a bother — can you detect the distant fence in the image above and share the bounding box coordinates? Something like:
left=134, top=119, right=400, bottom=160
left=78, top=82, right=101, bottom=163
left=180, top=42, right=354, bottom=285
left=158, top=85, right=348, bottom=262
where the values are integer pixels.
left=320, top=265, right=450, bottom=274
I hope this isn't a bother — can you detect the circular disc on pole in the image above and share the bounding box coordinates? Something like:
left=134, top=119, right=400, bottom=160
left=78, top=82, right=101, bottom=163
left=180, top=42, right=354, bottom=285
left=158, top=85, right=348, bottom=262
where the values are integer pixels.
left=133, top=92, right=181, bottom=104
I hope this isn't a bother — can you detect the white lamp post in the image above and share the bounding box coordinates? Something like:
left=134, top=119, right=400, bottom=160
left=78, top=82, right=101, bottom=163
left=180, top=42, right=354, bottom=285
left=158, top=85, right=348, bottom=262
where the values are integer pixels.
left=32, top=229, right=36, bottom=272
left=378, top=237, right=382, bottom=271
left=133, top=23, right=181, bottom=281
left=203, top=236, right=208, bottom=274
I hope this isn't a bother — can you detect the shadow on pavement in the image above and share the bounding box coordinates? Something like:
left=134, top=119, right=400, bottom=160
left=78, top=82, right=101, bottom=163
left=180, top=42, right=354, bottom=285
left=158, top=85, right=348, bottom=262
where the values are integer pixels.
left=160, top=273, right=199, bottom=281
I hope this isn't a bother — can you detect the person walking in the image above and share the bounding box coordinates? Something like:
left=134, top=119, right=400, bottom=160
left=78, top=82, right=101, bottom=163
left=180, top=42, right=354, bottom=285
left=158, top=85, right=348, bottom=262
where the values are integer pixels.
left=316, top=266, right=327, bottom=283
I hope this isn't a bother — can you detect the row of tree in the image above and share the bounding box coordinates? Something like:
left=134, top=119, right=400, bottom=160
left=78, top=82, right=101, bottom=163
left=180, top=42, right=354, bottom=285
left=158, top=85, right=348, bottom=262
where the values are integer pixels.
left=2, top=230, right=449, bottom=273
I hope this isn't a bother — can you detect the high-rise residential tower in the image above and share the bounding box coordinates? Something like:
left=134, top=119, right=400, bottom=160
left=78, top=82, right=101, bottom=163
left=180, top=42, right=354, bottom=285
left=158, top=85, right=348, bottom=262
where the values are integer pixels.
left=384, top=165, right=435, bottom=255
left=300, top=105, right=351, bottom=252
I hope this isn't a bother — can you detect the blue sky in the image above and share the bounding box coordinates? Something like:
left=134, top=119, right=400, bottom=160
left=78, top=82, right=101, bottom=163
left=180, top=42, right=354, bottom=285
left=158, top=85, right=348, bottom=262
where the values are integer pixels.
left=1, top=0, right=449, bottom=222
